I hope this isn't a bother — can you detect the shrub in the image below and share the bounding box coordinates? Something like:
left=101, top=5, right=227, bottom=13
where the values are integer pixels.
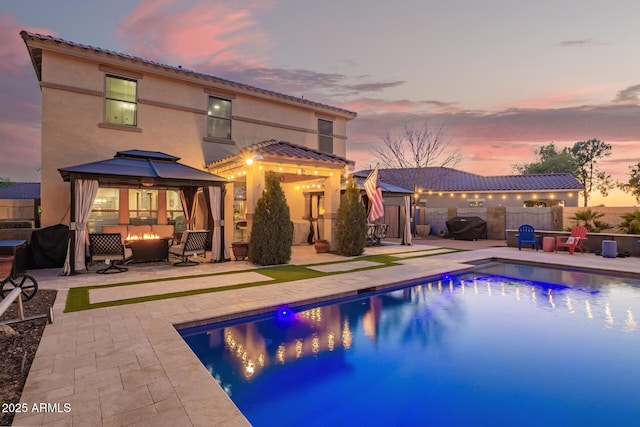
left=248, top=172, right=292, bottom=265
left=335, top=176, right=367, bottom=256
left=618, top=211, right=640, bottom=234
left=567, top=208, right=611, bottom=232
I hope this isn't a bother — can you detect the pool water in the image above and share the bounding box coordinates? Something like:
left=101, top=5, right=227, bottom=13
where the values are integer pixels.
left=180, top=261, right=640, bottom=426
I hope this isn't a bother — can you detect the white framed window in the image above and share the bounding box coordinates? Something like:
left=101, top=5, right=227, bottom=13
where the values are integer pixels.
left=318, top=119, right=333, bottom=153
left=207, top=96, right=232, bottom=139
left=105, top=75, right=137, bottom=126
left=129, top=189, right=158, bottom=225
left=166, top=190, right=186, bottom=232
left=88, top=188, right=120, bottom=233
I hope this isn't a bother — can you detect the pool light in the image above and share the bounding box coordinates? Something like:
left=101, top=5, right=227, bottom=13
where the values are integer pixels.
left=276, top=306, right=296, bottom=323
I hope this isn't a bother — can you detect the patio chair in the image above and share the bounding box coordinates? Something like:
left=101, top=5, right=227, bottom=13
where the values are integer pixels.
left=555, top=225, right=587, bottom=255
left=516, top=224, right=540, bottom=251
left=89, top=233, right=133, bottom=274
left=169, top=230, right=209, bottom=266
left=376, top=224, right=389, bottom=243
left=366, top=224, right=377, bottom=246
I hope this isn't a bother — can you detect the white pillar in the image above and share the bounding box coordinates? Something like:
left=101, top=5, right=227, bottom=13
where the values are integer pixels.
left=323, top=172, right=341, bottom=250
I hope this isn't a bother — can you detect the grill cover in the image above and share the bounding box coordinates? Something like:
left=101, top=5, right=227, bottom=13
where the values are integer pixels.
left=29, top=224, right=69, bottom=268
left=446, top=216, right=486, bottom=240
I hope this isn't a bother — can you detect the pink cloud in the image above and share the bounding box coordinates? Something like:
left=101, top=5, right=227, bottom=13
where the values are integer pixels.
left=0, top=14, right=54, bottom=181
left=343, top=98, right=462, bottom=115
left=344, top=99, right=422, bottom=113
left=118, top=0, right=272, bottom=69
left=499, top=85, right=613, bottom=110
left=0, top=14, right=52, bottom=73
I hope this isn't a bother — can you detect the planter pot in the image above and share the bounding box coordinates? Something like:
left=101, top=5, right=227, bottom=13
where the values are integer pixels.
left=314, top=239, right=330, bottom=253
left=0, top=256, right=14, bottom=278
left=231, top=242, right=249, bottom=261
left=416, top=225, right=431, bottom=237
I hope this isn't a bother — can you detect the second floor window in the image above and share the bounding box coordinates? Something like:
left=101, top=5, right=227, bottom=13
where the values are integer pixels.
left=105, top=75, right=137, bottom=126
left=318, top=119, right=333, bottom=153
left=208, top=96, right=231, bottom=139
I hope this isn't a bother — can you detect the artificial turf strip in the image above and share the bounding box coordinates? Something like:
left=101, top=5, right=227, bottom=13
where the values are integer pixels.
left=63, top=247, right=464, bottom=312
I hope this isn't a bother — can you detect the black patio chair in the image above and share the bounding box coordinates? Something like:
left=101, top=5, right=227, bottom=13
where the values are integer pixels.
left=89, top=233, right=133, bottom=273
left=168, top=230, right=209, bottom=266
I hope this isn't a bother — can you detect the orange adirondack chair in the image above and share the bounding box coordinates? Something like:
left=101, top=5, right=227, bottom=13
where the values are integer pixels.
left=555, top=226, right=588, bottom=254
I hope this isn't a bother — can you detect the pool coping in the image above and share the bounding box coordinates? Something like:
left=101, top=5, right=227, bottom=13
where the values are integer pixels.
left=13, top=245, right=640, bottom=426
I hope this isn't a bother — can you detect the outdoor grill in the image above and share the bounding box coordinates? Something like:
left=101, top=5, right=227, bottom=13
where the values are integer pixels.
left=446, top=216, right=487, bottom=240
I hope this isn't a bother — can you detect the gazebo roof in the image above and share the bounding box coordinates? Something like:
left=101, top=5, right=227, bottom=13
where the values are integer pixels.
left=59, top=150, right=226, bottom=187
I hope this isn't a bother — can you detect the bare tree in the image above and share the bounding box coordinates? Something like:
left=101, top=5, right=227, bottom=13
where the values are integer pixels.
left=570, top=139, right=613, bottom=207
left=372, top=121, right=461, bottom=191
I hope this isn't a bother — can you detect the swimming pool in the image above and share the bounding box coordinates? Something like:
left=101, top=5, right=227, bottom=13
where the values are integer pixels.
left=180, top=261, right=640, bottom=426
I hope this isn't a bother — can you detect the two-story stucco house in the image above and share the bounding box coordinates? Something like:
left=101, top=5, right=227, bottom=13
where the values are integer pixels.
left=21, top=31, right=357, bottom=251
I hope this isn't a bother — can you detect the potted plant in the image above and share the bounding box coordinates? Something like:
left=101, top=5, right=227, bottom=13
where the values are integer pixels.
left=231, top=241, right=249, bottom=261
left=314, top=239, right=330, bottom=253
left=0, top=256, right=13, bottom=278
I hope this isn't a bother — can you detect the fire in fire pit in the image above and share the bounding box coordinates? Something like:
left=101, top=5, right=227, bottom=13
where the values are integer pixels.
left=126, top=233, right=160, bottom=240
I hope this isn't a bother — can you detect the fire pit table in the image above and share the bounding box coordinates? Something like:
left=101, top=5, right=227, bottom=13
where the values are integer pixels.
left=126, top=238, right=169, bottom=263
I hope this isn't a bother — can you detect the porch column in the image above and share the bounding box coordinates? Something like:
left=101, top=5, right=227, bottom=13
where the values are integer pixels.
left=119, top=188, right=129, bottom=224
left=245, top=167, right=265, bottom=238
left=224, top=181, right=235, bottom=247
left=323, top=172, right=341, bottom=250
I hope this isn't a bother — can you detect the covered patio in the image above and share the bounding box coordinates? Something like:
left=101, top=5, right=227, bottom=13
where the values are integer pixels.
left=208, top=140, right=355, bottom=250
left=58, top=150, right=228, bottom=275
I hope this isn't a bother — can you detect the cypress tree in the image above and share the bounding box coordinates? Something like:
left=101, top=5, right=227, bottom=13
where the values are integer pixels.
left=335, top=176, right=367, bottom=255
left=248, top=171, right=293, bottom=265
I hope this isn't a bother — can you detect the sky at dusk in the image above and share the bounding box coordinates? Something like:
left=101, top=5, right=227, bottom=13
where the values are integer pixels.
left=1, top=0, right=639, bottom=206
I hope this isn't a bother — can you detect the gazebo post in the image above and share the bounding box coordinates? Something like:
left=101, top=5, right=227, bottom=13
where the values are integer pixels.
left=69, top=177, right=76, bottom=275
left=220, top=184, right=226, bottom=260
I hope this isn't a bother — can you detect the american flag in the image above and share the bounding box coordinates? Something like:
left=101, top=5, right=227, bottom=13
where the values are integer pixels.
left=364, top=165, right=384, bottom=222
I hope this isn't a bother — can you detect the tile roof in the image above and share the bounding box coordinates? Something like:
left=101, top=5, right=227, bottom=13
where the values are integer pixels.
left=20, top=31, right=357, bottom=119
left=209, top=139, right=355, bottom=168
left=356, top=167, right=584, bottom=192
left=0, top=182, right=40, bottom=199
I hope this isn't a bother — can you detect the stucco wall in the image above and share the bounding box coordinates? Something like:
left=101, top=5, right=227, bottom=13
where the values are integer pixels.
left=563, top=206, right=638, bottom=232
left=419, top=191, right=579, bottom=208
left=0, top=200, right=35, bottom=221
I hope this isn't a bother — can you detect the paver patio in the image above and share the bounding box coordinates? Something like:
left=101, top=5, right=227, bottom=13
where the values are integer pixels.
left=11, top=239, right=640, bottom=426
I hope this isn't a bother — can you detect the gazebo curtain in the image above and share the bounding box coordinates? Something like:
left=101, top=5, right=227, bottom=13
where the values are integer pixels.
left=180, top=187, right=198, bottom=231
left=207, top=186, right=229, bottom=262
left=401, top=195, right=412, bottom=245
left=61, top=179, right=99, bottom=275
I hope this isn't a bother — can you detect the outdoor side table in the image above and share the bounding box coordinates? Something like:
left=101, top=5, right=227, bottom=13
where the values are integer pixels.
left=542, top=236, right=555, bottom=252
left=602, top=240, right=617, bottom=258
left=0, top=240, right=28, bottom=273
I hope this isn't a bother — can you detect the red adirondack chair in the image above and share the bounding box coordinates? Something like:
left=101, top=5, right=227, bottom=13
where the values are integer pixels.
left=555, top=226, right=588, bottom=254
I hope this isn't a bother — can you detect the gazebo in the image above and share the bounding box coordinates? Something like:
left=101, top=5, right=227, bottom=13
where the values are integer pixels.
left=58, top=150, right=228, bottom=275
left=351, top=171, right=413, bottom=245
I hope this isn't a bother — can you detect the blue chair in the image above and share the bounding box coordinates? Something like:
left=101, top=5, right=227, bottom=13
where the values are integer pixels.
left=516, top=224, right=540, bottom=251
